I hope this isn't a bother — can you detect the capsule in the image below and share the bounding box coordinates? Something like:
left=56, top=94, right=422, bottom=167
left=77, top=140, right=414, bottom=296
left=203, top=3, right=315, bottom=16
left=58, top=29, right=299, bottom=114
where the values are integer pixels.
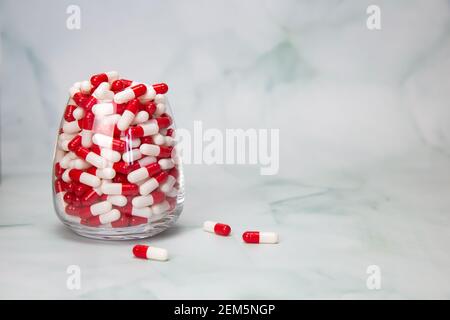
left=90, top=144, right=121, bottom=163
left=64, top=105, right=77, bottom=122
left=62, top=169, right=101, bottom=188
left=139, top=171, right=168, bottom=195
left=125, top=156, right=157, bottom=173
left=101, top=182, right=139, bottom=196
left=132, top=245, right=168, bottom=261
left=75, top=147, right=108, bottom=169
left=90, top=71, right=119, bottom=87
left=117, top=99, right=140, bottom=131
left=114, top=84, right=149, bottom=104
left=140, top=144, right=173, bottom=158
left=131, top=110, right=150, bottom=126
left=131, top=191, right=165, bottom=208
left=63, top=119, right=82, bottom=134
left=159, top=168, right=178, bottom=193
left=86, top=167, right=116, bottom=180
left=122, top=148, right=143, bottom=164
left=81, top=208, right=121, bottom=227
left=203, top=221, right=231, bottom=236
left=66, top=201, right=112, bottom=219
left=242, top=231, right=279, bottom=244
left=92, top=133, right=127, bottom=152
left=92, top=102, right=116, bottom=117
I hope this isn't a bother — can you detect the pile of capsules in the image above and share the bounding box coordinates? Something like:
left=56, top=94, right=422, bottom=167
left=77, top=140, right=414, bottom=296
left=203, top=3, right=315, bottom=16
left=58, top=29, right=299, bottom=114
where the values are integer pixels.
left=133, top=222, right=278, bottom=261
left=53, top=71, right=180, bottom=228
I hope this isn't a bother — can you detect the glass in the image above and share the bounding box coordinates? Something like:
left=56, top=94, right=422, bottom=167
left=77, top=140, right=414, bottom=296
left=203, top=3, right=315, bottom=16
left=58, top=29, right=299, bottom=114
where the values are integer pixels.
left=52, top=84, right=184, bottom=240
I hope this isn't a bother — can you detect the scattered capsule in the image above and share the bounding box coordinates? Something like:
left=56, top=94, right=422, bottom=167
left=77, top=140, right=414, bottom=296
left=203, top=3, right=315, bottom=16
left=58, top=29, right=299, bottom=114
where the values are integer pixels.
left=132, top=245, right=168, bottom=261
left=242, top=231, right=279, bottom=244
left=203, top=221, right=231, bottom=236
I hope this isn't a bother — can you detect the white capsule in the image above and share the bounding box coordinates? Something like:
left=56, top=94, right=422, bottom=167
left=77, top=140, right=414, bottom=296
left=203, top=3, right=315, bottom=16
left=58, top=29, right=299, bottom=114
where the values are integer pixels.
left=130, top=206, right=152, bottom=218
left=101, top=183, right=122, bottom=195
left=60, top=152, right=76, bottom=169
left=152, top=201, right=170, bottom=215
left=80, top=80, right=92, bottom=94
left=140, top=144, right=160, bottom=156
left=63, top=120, right=81, bottom=134
left=158, top=159, right=174, bottom=170
left=69, top=82, right=81, bottom=97
left=92, top=134, right=114, bottom=149
left=151, top=134, right=166, bottom=145
left=79, top=172, right=101, bottom=188
left=139, top=178, right=159, bottom=196
left=139, top=120, right=159, bottom=136
left=122, top=149, right=143, bottom=163
left=92, top=103, right=115, bottom=117
left=154, top=103, right=166, bottom=116
left=99, top=209, right=121, bottom=224
left=127, top=167, right=149, bottom=183
left=132, top=195, right=156, bottom=208
left=159, top=175, right=177, bottom=193
left=72, top=159, right=91, bottom=170
left=106, top=195, right=127, bottom=207
left=117, top=110, right=136, bottom=131
left=81, top=130, right=93, bottom=148
left=131, top=111, right=150, bottom=125
left=154, top=94, right=165, bottom=104
left=105, top=71, right=119, bottom=83
left=73, top=107, right=85, bottom=120
left=165, top=187, right=178, bottom=198
left=137, top=156, right=157, bottom=167
left=90, top=201, right=112, bottom=216
left=98, top=168, right=116, bottom=179
left=93, top=82, right=114, bottom=101
left=85, top=152, right=108, bottom=169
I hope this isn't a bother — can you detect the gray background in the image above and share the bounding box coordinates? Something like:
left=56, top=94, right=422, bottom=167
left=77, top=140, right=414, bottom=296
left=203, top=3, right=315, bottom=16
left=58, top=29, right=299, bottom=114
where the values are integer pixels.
left=1, top=0, right=450, bottom=299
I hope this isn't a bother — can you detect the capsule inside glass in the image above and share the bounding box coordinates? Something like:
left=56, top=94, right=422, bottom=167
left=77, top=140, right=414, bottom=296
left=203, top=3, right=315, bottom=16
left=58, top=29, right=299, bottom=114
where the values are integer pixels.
left=52, top=92, right=184, bottom=240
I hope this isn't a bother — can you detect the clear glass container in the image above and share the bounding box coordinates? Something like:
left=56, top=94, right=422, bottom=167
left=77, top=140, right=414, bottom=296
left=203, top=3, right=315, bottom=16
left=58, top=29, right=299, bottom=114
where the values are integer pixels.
left=52, top=78, right=184, bottom=240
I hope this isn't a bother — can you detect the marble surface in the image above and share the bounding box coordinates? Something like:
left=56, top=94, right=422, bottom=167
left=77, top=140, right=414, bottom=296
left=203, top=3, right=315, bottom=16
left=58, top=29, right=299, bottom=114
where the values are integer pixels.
left=1, top=0, right=450, bottom=299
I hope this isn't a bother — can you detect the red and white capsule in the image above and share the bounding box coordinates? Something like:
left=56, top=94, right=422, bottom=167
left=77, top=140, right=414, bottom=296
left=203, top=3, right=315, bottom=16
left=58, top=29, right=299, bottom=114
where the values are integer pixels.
left=159, top=167, right=178, bottom=193
left=114, top=84, right=148, bottom=104
left=81, top=208, right=121, bottom=227
left=203, top=221, right=232, bottom=236
left=90, top=71, right=119, bottom=87
left=139, top=171, right=168, bottom=195
left=117, top=99, right=140, bottom=131
left=86, top=167, right=116, bottom=179
left=140, top=144, right=173, bottom=158
left=131, top=191, right=165, bottom=208
left=127, top=118, right=171, bottom=138
left=127, top=159, right=173, bottom=183
left=242, top=231, right=279, bottom=244
left=62, top=169, right=101, bottom=188
left=75, top=147, right=108, bottom=169
left=92, top=133, right=126, bottom=152
left=101, top=182, right=139, bottom=196
left=132, top=245, right=168, bottom=261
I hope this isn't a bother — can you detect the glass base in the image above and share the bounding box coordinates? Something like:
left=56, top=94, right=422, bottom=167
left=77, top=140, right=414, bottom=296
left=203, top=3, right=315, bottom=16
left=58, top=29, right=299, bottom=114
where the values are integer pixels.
left=61, top=204, right=183, bottom=240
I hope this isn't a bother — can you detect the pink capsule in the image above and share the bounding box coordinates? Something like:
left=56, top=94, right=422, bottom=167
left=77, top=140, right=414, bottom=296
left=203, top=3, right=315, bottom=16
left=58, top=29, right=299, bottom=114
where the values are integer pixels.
left=203, top=221, right=231, bottom=236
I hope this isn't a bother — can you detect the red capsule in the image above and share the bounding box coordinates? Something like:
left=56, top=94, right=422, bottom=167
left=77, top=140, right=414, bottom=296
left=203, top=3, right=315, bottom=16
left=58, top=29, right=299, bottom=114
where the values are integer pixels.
left=111, top=214, right=129, bottom=228
left=153, top=83, right=168, bottom=94
left=203, top=221, right=231, bottom=236
left=129, top=216, right=148, bottom=226
left=67, top=135, right=82, bottom=152
left=54, top=179, right=67, bottom=193
left=64, top=105, right=77, bottom=122
left=54, top=163, right=65, bottom=178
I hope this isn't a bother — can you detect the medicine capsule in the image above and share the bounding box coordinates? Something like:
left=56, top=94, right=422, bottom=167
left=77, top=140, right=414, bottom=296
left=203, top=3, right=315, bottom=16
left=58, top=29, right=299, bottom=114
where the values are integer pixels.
left=159, top=168, right=178, bottom=193
left=117, top=99, right=140, bottom=131
left=114, top=84, right=149, bottom=104
left=101, top=182, right=139, bottom=196
left=140, top=144, right=173, bottom=158
left=86, top=167, right=116, bottom=180
left=242, top=231, right=279, bottom=244
left=75, top=147, right=108, bottom=169
left=139, top=171, right=168, bottom=195
left=132, top=245, right=168, bottom=261
left=131, top=110, right=150, bottom=126
left=90, top=71, right=119, bottom=87
left=81, top=208, right=121, bottom=227
left=129, top=216, right=148, bottom=226
left=92, top=133, right=127, bottom=152
left=62, top=169, right=101, bottom=188
left=131, top=191, right=165, bottom=208
left=203, top=221, right=231, bottom=236
left=125, top=155, right=157, bottom=173
left=122, top=148, right=143, bottom=164
left=64, top=105, right=77, bottom=122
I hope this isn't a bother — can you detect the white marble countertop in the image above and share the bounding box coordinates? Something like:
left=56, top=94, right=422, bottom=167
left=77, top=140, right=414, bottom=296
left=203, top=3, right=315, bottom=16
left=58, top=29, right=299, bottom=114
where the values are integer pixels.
left=1, top=149, right=450, bottom=299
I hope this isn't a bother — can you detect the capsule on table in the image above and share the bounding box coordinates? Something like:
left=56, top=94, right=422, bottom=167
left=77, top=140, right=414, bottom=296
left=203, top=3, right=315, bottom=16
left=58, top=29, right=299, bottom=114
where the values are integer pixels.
left=242, top=231, right=279, bottom=244
left=132, top=245, right=168, bottom=261
left=203, top=221, right=231, bottom=236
